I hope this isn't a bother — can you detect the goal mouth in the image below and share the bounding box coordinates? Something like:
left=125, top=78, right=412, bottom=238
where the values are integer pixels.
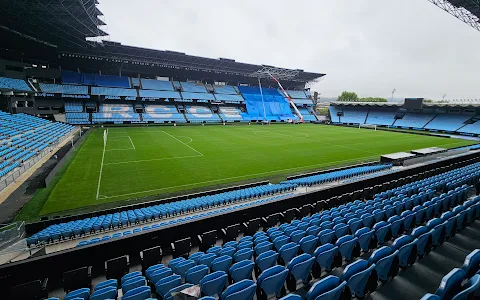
left=359, top=124, right=377, bottom=130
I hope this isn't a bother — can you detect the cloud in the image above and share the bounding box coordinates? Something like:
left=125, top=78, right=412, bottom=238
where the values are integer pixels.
left=98, top=0, right=480, bottom=100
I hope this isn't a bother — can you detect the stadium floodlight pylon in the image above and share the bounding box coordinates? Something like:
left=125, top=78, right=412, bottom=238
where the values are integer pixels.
left=252, top=66, right=305, bottom=122
left=427, top=0, right=480, bottom=32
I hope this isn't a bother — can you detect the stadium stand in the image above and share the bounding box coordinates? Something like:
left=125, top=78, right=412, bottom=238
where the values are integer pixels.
left=39, top=83, right=88, bottom=95
left=0, top=111, right=75, bottom=189
left=0, top=77, right=31, bottom=92
left=341, top=107, right=368, bottom=124
left=421, top=249, right=480, bottom=300
left=458, top=120, right=480, bottom=135
left=61, top=72, right=131, bottom=88
left=64, top=101, right=84, bottom=112
left=365, top=108, right=397, bottom=126
left=65, top=101, right=89, bottom=124
left=239, top=87, right=295, bottom=121
left=218, top=106, right=244, bottom=122
left=182, top=92, right=216, bottom=101
left=424, top=114, right=474, bottom=132
left=20, top=159, right=480, bottom=300
left=91, top=87, right=137, bottom=98
left=297, top=108, right=317, bottom=122
left=184, top=105, right=221, bottom=123
left=139, top=90, right=181, bottom=99
left=213, top=94, right=245, bottom=102
left=328, top=106, right=341, bottom=123
left=92, top=104, right=140, bottom=123
left=394, top=113, right=437, bottom=129
left=143, top=104, right=186, bottom=123
left=213, top=85, right=238, bottom=95
left=141, top=79, right=174, bottom=91
left=286, top=90, right=309, bottom=99
left=180, top=82, right=208, bottom=93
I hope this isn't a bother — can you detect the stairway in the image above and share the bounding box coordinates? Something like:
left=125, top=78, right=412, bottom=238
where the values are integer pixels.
left=422, top=114, right=438, bottom=129
left=364, top=108, right=370, bottom=124
left=369, top=220, right=480, bottom=300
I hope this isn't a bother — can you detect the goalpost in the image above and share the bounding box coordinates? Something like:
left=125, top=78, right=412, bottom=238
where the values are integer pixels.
left=103, top=129, right=108, bottom=146
left=359, top=123, right=377, bottom=130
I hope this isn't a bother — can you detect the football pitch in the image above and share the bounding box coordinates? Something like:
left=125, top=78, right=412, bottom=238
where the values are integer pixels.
left=36, top=124, right=475, bottom=216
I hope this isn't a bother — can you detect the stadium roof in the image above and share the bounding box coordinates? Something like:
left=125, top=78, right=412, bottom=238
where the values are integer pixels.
left=0, top=0, right=108, bottom=48
left=0, top=1, right=324, bottom=86
left=61, top=41, right=325, bottom=84
left=428, top=0, right=480, bottom=31
left=331, top=101, right=480, bottom=108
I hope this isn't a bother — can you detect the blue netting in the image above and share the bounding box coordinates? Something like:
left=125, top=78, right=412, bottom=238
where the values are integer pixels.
left=238, top=87, right=294, bottom=121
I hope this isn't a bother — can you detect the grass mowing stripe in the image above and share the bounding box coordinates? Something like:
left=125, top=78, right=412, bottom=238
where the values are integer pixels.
left=32, top=124, right=475, bottom=218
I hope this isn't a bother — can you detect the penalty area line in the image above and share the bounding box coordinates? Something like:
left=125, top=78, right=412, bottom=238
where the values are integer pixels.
left=99, top=154, right=380, bottom=200
left=96, top=128, right=107, bottom=200
left=162, top=131, right=203, bottom=156
left=128, top=136, right=136, bottom=149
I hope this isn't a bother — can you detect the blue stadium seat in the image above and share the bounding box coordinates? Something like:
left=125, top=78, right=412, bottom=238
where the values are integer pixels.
left=341, top=259, right=377, bottom=298
left=286, top=253, right=315, bottom=291
left=89, top=286, right=117, bottom=300
left=186, top=264, right=210, bottom=285
left=355, top=227, right=375, bottom=252
left=299, top=235, right=318, bottom=255
left=256, top=265, right=289, bottom=299
left=123, top=285, right=151, bottom=300
left=305, top=275, right=350, bottom=300
left=200, top=271, right=228, bottom=297
left=212, top=255, right=233, bottom=273
left=279, top=242, right=300, bottom=265
left=315, top=244, right=342, bottom=275
left=234, top=248, right=254, bottom=262
left=149, top=268, right=173, bottom=285
left=64, top=288, right=90, bottom=300
left=255, top=250, right=279, bottom=276
left=461, top=249, right=480, bottom=278
left=122, top=276, right=146, bottom=295
left=412, top=226, right=432, bottom=257
left=94, top=279, right=117, bottom=291
left=221, top=279, right=257, bottom=300
left=435, top=268, right=466, bottom=300
left=229, top=260, right=254, bottom=282
left=368, top=246, right=399, bottom=282
left=373, top=221, right=392, bottom=245
left=155, top=274, right=181, bottom=299
left=452, top=274, right=480, bottom=300
left=165, top=283, right=194, bottom=300
left=335, top=235, right=359, bottom=262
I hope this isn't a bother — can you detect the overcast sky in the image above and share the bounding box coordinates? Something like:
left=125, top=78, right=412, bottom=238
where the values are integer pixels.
left=97, top=0, right=480, bottom=100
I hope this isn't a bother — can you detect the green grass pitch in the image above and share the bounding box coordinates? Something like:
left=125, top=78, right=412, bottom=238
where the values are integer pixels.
left=35, top=124, right=475, bottom=216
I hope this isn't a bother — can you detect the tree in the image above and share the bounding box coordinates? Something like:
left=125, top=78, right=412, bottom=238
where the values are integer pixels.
left=337, top=91, right=359, bottom=102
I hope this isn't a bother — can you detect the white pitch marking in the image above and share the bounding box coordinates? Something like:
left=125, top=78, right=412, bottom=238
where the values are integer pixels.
left=174, top=135, right=193, bottom=144
left=105, top=148, right=135, bottom=152
left=99, top=154, right=379, bottom=199
left=162, top=131, right=203, bottom=156
left=103, top=154, right=203, bottom=166
left=128, top=136, right=136, bottom=149
left=96, top=128, right=107, bottom=200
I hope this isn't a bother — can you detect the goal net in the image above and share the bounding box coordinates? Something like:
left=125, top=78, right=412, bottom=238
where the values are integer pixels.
left=359, top=123, right=377, bottom=130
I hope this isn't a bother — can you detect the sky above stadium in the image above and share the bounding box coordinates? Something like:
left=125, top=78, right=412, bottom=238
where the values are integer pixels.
left=98, top=0, right=480, bottom=100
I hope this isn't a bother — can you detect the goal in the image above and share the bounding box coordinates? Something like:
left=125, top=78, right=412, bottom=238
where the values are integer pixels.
left=359, top=123, right=377, bottom=130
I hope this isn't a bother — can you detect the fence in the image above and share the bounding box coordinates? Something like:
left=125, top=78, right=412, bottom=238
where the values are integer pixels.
left=0, top=128, right=78, bottom=192
left=0, top=221, right=25, bottom=250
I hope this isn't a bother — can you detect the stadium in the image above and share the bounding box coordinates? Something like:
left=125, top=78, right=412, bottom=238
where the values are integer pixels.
left=0, top=1, right=479, bottom=300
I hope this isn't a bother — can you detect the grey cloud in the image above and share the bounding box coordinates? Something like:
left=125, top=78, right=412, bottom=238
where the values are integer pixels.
left=98, top=0, right=480, bottom=100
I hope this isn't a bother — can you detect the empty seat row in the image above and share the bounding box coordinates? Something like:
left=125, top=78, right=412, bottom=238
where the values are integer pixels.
left=421, top=249, right=480, bottom=300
